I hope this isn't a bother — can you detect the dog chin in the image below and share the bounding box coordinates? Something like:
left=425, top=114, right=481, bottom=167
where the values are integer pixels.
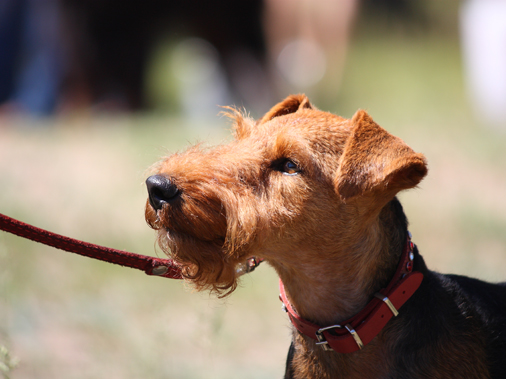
left=158, top=228, right=262, bottom=294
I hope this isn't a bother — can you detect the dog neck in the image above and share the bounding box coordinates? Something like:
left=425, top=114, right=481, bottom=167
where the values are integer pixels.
left=278, top=232, right=421, bottom=351
left=271, top=198, right=411, bottom=326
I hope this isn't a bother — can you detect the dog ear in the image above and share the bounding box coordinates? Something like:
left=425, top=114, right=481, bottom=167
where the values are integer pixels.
left=335, top=110, right=427, bottom=201
left=258, top=94, right=313, bottom=124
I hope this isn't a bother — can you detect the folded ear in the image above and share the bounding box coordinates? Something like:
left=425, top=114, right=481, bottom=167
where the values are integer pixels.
left=258, top=94, right=313, bottom=124
left=335, top=110, right=427, bottom=201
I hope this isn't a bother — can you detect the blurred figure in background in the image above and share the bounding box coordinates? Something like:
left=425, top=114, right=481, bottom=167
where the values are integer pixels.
left=59, top=0, right=268, bottom=116
left=0, top=0, right=64, bottom=116
left=0, top=0, right=268, bottom=117
left=264, top=0, right=359, bottom=111
left=0, top=0, right=426, bottom=118
left=460, top=0, right=506, bottom=130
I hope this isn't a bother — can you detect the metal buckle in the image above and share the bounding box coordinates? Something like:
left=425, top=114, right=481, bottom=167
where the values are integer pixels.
left=315, top=324, right=342, bottom=351
left=374, top=293, right=399, bottom=317
left=316, top=323, right=365, bottom=351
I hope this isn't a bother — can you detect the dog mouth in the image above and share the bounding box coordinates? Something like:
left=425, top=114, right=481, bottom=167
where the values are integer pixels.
left=236, top=256, right=264, bottom=276
left=156, top=223, right=264, bottom=278
left=165, top=229, right=264, bottom=277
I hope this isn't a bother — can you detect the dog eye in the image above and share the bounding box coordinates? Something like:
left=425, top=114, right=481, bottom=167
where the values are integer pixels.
left=282, top=160, right=300, bottom=175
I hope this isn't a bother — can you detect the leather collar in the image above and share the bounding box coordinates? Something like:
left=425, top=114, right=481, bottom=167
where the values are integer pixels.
left=279, top=232, right=423, bottom=354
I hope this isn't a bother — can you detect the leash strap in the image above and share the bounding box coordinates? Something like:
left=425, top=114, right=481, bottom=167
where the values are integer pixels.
left=0, top=212, right=182, bottom=279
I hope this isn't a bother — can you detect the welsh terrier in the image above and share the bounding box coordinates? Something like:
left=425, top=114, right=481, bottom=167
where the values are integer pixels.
left=145, top=95, right=506, bottom=378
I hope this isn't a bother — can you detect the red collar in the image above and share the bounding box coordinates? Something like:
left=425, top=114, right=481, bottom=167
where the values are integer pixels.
left=279, top=233, right=423, bottom=354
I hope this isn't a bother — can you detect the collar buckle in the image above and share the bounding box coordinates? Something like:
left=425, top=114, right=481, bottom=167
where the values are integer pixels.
left=315, top=324, right=342, bottom=351
left=315, top=323, right=365, bottom=351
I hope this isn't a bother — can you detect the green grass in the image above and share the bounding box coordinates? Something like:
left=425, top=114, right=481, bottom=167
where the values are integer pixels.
left=2, top=25, right=506, bottom=379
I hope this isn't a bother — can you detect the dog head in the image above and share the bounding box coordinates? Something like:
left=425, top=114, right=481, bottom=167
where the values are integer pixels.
left=145, top=95, right=427, bottom=296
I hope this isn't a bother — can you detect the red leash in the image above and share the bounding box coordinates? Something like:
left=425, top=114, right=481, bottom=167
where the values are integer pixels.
left=0, top=212, right=182, bottom=279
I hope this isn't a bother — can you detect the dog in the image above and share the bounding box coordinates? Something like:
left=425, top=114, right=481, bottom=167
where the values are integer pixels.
left=145, top=94, right=506, bottom=378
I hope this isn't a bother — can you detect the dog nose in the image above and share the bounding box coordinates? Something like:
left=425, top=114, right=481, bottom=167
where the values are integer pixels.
left=146, top=175, right=180, bottom=210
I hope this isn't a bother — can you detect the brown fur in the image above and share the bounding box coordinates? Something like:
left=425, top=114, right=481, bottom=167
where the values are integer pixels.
left=145, top=95, right=501, bottom=378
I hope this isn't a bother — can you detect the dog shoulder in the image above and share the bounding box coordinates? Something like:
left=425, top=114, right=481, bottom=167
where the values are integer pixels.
left=392, top=271, right=506, bottom=377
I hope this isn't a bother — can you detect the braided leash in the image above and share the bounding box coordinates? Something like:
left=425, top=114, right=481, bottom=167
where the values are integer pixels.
left=0, top=212, right=182, bottom=279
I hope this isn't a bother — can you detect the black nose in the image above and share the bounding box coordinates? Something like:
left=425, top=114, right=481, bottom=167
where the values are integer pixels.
left=146, top=175, right=180, bottom=211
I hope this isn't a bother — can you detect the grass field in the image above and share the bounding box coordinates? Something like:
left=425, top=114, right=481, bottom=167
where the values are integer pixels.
left=2, top=28, right=506, bottom=378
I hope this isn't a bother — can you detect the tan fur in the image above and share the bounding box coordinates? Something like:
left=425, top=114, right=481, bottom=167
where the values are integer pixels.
left=145, top=95, right=494, bottom=378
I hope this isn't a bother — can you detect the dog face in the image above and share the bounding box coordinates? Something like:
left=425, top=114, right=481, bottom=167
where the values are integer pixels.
left=145, top=95, right=427, bottom=295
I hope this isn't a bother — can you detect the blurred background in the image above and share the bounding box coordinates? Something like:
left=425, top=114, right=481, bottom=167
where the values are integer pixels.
left=1, top=0, right=506, bottom=378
